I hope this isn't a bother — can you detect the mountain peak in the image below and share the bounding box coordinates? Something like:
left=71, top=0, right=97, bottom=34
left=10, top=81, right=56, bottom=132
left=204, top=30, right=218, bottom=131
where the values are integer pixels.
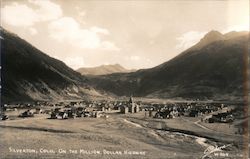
left=103, top=63, right=122, bottom=67
left=200, top=30, right=224, bottom=43
left=113, top=63, right=122, bottom=67
left=224, top=31, right=249, bottom=39
left=191, top=30, right=224, bottom=50
left=205, top=30, right=223, bottom=36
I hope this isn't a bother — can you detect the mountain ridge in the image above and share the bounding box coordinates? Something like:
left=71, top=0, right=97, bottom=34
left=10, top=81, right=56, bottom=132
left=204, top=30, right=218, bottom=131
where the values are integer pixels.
left=1, top=29, right=248, bottom=102
left=77, top=64, right=136, bottom=75
left=87, top=30, right=249, bottom=101
left=1, top=28, right=103, bottom=103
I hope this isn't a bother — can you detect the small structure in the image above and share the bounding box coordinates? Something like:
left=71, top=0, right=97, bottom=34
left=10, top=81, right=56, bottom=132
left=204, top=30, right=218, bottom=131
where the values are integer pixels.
left=102, top=106, right=105, bottom=112
left=67, top=111, right=76, bottom=118
left=94, top=111, right=105, bottom=118
left=57, top=112, right=68, bottom=119
left=54, top=108, right=61, bottom=113
left=235, top=119, right=247, bottom=134
left=50, top=112, right=57, bottom=119
left=149, top=110, right=153, bottom=117
left=208, top=112, right=234, bottom=123
left=76, top=107, right=85, bottom=117
left=19, top=110, right=34, bottom=118
left=128, top=96, right=135, bottom=113
left=0, top=113, right=8, bottom=120
left=187, top=110, right=199, bottom=117
left=35, top=108, right=43, bottom=114
left=120, top=106, right=129, bottom=114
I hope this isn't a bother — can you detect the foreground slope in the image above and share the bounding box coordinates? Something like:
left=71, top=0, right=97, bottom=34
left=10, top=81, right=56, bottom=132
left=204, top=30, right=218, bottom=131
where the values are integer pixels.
left=88, top=31, right=249, bottom=101
left=1, top=28, right=101, bottom=103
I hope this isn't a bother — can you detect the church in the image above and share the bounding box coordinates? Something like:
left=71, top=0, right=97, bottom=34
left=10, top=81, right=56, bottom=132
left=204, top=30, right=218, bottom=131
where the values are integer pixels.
left=120, top=96, right=140, bottom=114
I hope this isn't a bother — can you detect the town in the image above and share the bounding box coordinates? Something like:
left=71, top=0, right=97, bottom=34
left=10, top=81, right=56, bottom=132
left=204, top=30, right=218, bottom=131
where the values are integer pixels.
left=0, top=97, right=245, bottom=135
left=0, top=97, right=247, bottom=159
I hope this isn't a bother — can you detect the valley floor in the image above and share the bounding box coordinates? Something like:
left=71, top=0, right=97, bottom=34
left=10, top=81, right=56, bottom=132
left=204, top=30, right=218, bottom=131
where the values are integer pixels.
left=0, top=111, right=247, bottom=159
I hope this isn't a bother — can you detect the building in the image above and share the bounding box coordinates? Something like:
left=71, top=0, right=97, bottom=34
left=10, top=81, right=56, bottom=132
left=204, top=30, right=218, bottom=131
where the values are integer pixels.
left=120, top=106, right=129, bottom=114
left=128, top=96, right=139, bottom=113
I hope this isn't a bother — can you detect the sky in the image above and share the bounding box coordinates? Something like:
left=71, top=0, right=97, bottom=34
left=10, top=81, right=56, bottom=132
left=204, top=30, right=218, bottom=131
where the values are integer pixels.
left=1, top=0, right=249, bottom=70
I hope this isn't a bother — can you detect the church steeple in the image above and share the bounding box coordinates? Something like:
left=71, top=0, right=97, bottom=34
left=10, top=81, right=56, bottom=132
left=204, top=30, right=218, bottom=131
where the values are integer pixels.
left=129, top=96, right=133, bottom=104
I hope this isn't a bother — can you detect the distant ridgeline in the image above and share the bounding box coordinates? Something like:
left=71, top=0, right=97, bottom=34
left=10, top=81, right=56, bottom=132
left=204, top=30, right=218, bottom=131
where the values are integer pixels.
left=76, top=64, right=136, bottom=76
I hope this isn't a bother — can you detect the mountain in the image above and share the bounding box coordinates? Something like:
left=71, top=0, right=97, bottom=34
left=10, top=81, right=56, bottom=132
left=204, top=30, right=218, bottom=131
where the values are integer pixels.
left=0, top=28, right=102, bottom=103
left=1, top=28, right=248, bottom=102
left=87, top=30, right=249, bottom=101
left=194, top=30, right=224, bottom=49
left=77, top=64, right=135, bottom=75
left=182, top=30, right=248, bottom=53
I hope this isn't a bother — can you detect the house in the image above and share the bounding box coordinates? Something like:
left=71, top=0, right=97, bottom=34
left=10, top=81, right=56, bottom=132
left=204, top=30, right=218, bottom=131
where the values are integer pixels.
left=188, top=110, right=199, bottom=117
left=76, top=107, right=85, bottom=117
left=203, top=115, right=213, bottom=123
left=83, top=111, right=91, bottom=117
left=54, top=108, right=61, bottom=113
left=50, top=111, right=58, bottom=119
left=35, top=108, right=43, bottom=114
left=44, top=109, right=52, bottom=114
left=19, top=110, right=34, bottom=118
left=94, top=111, right=105, bottom=118
left=120, top=106, right=129, bottom=114
left=0, top=114, right=8, bottom=120
left=215, top=112, right=234, bottom=123
left=170, top=110, right=179, bottom=118
left=102, top=106, right=105, bottom=112
left=235, top=119, right=247, bottom=134
left=207, top=112, right=234, bottom=123
left=57, top=112, right=68, bottom=119
left=70, top=102, right=77, bottom=106
left=67, top=110, right=76, bottom=118
left=149, top=110, right=156, bottom=117
left=113, top=105, right=120, bottom=110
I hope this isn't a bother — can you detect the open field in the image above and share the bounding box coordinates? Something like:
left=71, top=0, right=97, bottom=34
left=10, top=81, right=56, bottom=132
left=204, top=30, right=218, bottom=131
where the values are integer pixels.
left=0, top=108, right=247, bottom=159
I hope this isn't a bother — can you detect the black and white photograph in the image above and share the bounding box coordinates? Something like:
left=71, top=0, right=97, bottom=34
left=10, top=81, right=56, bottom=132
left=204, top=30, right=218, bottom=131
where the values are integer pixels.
left=0, top=0, right=249, bottom=158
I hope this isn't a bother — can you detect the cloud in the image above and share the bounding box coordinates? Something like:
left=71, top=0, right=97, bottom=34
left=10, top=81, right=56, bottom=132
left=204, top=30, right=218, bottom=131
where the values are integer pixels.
left=48, top=17, right=119, bottom=50
left=64, top=56, right=85, bottom=70
left=75, top=6, right=86, bottom=17
left=79, top=11, right=86, bottom=17
left=101, top=41, right=120, bottom=51
left=2, top=0, right=119, bottom=51
left=28, top=0, right=62, bottom=21
left=125, top=55, right=141, bottom=62
left=176, top=31, right=206, bottom=51
left=29, top=27, right=38, bottom=35
left=130, top=56, right=141, bottom=61
left=1, top=0, right=62, bottom=27
left=90, top=26, right=109, bottom=35
left=1, top=3, right=37, bottom=27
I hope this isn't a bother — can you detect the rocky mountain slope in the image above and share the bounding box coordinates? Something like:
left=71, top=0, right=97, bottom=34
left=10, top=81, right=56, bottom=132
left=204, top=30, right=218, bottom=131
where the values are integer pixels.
left=1, top=28, right=102, bottom=103
left=87, top=31, right=249, bottom=101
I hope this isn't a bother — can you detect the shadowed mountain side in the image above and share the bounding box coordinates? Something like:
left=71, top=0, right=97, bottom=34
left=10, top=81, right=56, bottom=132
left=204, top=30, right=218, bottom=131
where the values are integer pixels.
left=1, top=28, right=102, bottom=103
